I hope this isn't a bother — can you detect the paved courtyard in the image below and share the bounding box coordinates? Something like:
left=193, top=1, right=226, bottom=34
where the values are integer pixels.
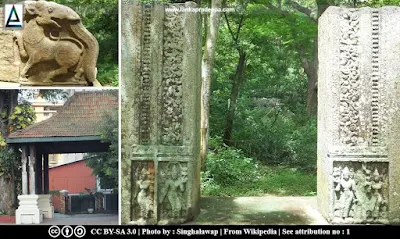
left=189, top=196, right=328, bottom=225
left=1, top=196, right=328, bottom=225
left=41, top=213, right=118, bottom=225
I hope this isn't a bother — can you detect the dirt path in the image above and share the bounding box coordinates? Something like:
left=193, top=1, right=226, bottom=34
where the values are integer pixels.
left=188, top=196, right=328, bottom=225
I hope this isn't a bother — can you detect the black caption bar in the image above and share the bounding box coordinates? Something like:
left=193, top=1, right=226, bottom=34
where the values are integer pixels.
left=1, top=225, right=395, bottom=238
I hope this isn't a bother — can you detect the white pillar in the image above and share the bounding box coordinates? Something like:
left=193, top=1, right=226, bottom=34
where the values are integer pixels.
left=29, top=144, right=36, bottom=194
left=21, top=145, right=28, bottom=195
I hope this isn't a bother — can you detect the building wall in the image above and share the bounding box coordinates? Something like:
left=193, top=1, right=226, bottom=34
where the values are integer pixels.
left=49, top=160, right=96, bottom=194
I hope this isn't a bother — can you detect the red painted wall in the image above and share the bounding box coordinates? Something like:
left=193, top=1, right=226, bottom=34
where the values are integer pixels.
left=49, top=160, right=96, bottom=194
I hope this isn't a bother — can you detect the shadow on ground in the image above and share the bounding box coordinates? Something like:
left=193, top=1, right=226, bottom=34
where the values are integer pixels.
left=187, top=196, right=327, bottom=225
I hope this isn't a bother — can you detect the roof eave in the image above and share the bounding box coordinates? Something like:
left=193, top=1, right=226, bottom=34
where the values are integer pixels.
left=6, top=135, right=102, bottom=144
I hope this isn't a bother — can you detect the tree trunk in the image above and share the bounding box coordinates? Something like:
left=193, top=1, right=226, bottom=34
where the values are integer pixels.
left=0, top=90, right=19, bottom=215
left=223, top=49, right=246, bottom=146
left=305, top=36, right=318, bottom=115
left=298, top=1, right=332, bottom=115
left=305, top=1, right=332, bottom=114
left=200, top=0, right=223, bottom=170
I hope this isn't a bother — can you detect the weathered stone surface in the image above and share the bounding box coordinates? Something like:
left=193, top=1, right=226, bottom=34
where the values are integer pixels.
left=318, top=6, right=400, bottom=224
left=0, top=0, right=99, bottom=86
left=0, top=7, right=19, bottom=83
left=121, top=0, right=202, bottom=225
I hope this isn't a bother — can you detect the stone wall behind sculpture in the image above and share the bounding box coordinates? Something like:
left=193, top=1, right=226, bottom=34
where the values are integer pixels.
left=0, top=6, right=19, bottom=83
left=121, top=1, right=202, bottom=225
left=318, top=6, right=400, bottom=224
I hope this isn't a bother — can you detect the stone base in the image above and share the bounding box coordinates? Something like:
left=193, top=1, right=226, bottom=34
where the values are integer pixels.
left=38, top=194, right=54, bottom=219
left=129, top=218, right=156, bottom=225
left=332, top=217, right=389, bottom=225
left=15, top=195, right=43, bottom=224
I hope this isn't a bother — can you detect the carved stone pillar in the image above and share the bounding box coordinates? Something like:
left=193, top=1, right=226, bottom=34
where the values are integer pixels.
left=318, top=7, right=400, bottom=224
left=121, top=1, right=202, bottom=225
left=29, top=144, right=36, bottom=195
left=21, top=145, right=28, bottom=195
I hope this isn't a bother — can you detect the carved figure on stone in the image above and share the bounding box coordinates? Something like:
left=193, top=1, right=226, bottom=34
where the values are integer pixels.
left=332, top=163, right=388, bottom=223
left=135, top=168, right=153, bottom=222
left=368, top=168, right=386, bottom=220
left=334, top=166, right=356, bottom=222
left=160, top=163, right=187, bottom=218
left=13, top=0, right=98, bottom=85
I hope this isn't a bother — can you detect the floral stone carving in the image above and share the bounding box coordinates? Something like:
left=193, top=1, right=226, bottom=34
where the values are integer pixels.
left=13, top=0, right=98, bottom=86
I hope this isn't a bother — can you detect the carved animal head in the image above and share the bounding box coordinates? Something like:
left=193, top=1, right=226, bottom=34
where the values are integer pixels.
left=24, top=0, right=81, bottom=27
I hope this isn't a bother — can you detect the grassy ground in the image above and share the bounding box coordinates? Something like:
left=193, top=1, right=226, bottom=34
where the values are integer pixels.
left=201, top=165, right=317, bottom=197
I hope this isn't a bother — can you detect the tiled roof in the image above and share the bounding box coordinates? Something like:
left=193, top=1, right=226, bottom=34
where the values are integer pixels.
left=8, top=91, right=118, bottom=139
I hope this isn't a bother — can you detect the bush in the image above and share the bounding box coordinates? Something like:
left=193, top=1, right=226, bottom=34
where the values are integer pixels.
left=287, top=117, right=317, bottom=172
left=202, top=137, right=261, bottom=187
left=201, top=137, right=317, bottom=197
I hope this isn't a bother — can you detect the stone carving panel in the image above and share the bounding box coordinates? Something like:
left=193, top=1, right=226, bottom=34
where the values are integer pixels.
left=158, top=162, right=188, bottom=223
left=160, top=5, right=184, bottom=146
left=339, top=9, right=361, bottom=146
left=139, top=4, right=152, bottom=144
left=131, top=161, right=155, bottom=225
left=13, top=0, right=98, bottom=86
left=332, top=161, right=388, bottom=224
left=370, top=10, right=380, bottom=146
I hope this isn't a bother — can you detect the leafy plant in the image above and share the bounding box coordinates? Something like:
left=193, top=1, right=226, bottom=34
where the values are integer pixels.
left=202, top=136, right=261, bottom=187
left=9, top=105, right=36, bottom=132
left=85, top=110, right=118, bottom=190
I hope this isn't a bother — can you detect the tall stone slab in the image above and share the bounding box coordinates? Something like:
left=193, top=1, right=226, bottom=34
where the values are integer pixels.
left=121, top=1, right=202, bottom=225
left=318, top=6, right=400, bottom=224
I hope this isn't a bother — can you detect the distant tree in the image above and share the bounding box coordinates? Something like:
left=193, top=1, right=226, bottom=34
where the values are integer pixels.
left=85, top=109, right=118, bottom=190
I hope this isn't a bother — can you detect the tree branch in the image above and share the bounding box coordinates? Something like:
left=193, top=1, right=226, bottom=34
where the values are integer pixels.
left=296, top=45, right=311, bottom=76
left=264, top=0, right=317, bottom=23
left=263, top=3, right=289, bottom=16
left=235, top=14, right=245, bottom=44
left=224, top=13, right=239, bottom=48
left=286, top=0, right=316, bottom=21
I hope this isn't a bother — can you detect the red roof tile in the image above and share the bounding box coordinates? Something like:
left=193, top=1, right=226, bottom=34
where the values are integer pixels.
left=8, top=91, right=118, bottom=138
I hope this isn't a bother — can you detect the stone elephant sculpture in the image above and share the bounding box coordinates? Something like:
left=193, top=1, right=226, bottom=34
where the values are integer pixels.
left=13, top=0, right=99, bottom=85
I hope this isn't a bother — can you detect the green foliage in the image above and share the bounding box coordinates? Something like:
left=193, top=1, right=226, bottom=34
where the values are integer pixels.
left=85, top=110, right=118, bottom=190
left=201, top=137, right=317, bottom=196
left=9, top=105, right=36, bottom=132
left=0, top=103, right=35, bottom=180
left=203, top=136, right=262, bottom=187
left=209, top=2, right=317, bottom=173
left=0, top=148, right=20, bottom=179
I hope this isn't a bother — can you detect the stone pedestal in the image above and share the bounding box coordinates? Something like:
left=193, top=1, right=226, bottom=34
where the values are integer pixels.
left=318, top=6, right=400, bottom=224
left=38, top=194, right=54, bottom=219
left=121, top=1, right=202, bottom=225
left=15, top=195, right=43, bottom=224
